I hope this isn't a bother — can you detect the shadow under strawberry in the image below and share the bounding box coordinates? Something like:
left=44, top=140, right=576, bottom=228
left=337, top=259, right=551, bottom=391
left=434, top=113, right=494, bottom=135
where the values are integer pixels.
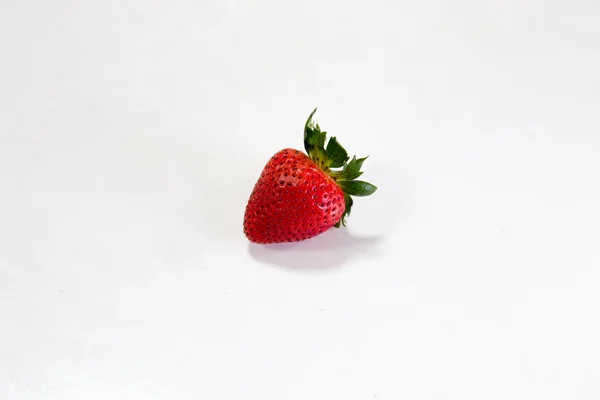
left=247, top=228, right=383, bottom=271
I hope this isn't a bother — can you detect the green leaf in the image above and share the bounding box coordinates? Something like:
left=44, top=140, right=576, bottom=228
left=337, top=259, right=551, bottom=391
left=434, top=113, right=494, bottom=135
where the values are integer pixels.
left=304, top=108, right=320, bottom=154
left=317, top=130, right=326, bottom=150
left=304, top=107, right=318, bottom=129
left=325, top=137, right=349, bottom=168
left=304, top=127, right=325, bottom=154
left=337, top=180, right=378, bottom=197
left=342, top=156, right=368, bottom=180
left=303, top=108, right=329, bottom=165
left=345, top=170, right=363, bottom=180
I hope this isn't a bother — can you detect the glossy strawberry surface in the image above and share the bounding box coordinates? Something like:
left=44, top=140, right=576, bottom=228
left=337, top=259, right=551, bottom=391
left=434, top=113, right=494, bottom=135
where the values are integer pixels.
left=244, top=149, right=345, bottom=243
left=243, top=109, right=377, bottom=244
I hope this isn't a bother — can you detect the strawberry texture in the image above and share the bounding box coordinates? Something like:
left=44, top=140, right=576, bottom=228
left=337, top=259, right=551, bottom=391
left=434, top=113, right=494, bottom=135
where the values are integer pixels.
left=243, top=149, right=345, bottom=244
left=243, top=109, right=377, bottom=244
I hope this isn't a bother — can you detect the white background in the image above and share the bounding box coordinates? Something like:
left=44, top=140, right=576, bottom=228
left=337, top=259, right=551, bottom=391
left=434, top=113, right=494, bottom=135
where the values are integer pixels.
left=1, top=1, right=599, bottom=399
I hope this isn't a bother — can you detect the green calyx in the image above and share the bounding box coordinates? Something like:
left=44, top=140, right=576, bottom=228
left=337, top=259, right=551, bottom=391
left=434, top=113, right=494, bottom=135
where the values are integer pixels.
left=303, top=108, right=377, bottom=228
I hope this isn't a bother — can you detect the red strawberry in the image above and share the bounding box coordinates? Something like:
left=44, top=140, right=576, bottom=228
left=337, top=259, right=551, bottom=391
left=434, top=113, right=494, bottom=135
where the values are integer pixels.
left=243, top=109, right=377, bottom=244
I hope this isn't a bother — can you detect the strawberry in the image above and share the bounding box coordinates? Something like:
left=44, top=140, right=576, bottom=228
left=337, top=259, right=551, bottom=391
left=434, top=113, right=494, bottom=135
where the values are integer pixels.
left=243, top=109, right=377, bottom=244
